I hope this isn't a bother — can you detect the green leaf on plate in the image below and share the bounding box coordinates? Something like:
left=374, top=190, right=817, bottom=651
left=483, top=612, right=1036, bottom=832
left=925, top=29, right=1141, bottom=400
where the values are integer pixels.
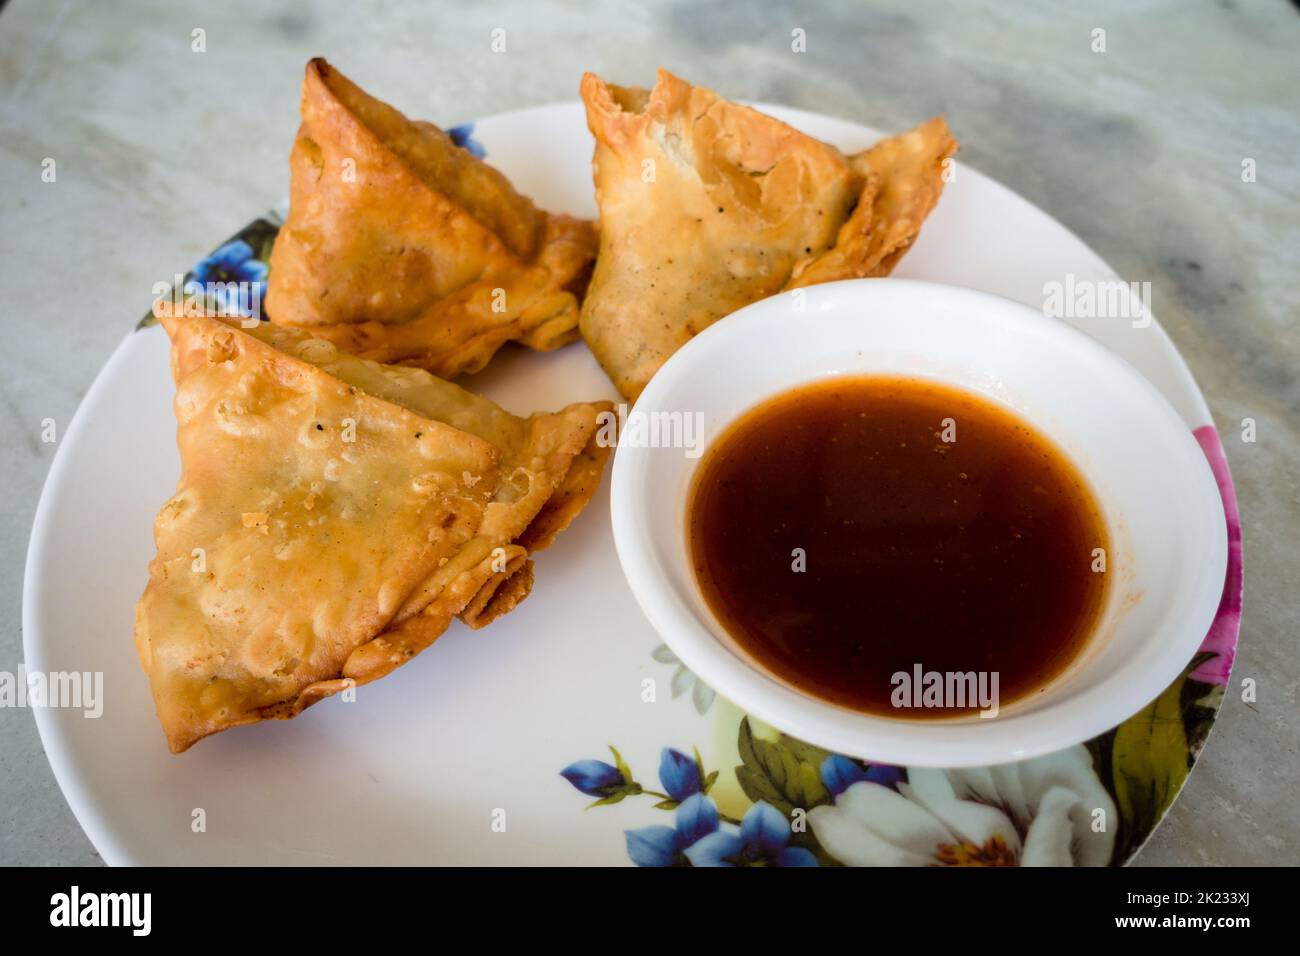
left=650, top=643, right=678, bottom=664
left=256, top=230, right=277, bottom=265
left=778, top=734, right=834, bottom=771
left=693, top=746, right=709, bottom=791
left=609, top=745, right=635, bottom=787
left=586, top=780, right=643, bottom=810
left=1110, top=658, right=1204, bottom=845
left=735, top=717, right=830, bottom=818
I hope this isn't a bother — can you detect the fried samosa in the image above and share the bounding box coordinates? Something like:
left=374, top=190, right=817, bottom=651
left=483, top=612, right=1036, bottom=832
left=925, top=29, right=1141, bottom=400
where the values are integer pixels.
left=139, top=312, right=610, bottom=751
left=265, top=58, right=597, bottom=377
left=244, top=320, right=613, bottom=628
left=787, top=116, right=957, bottom=289
left=579, top=69, right=956, bottom=399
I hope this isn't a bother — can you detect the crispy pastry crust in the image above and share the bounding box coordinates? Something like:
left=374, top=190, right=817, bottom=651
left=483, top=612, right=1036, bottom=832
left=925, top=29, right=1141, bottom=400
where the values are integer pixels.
left=266, top=59, right=597, bottom=376
left=788, top=117, right=957, bottom=288
left=578, top=69, right=860, bottom=399
left=246, top=322, right=613, bottom=627
left=138, top=314, right=612, bottom=751
left=578, top=69, right=957, bottom=399
left=141, top=313, right=504, bottom=751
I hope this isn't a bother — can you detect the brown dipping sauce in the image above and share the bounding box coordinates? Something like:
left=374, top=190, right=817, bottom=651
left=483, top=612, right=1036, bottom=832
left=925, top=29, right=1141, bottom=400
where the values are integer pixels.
left=688, top=376, right=1109, bottom=718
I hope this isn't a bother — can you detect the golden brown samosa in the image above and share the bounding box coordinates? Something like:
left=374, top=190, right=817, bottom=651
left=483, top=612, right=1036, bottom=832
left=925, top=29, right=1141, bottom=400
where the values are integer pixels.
left=266, top=59, right=597, bottom=377
left=787, top=116, right=957, bottom=289
left=245, top=321, right=613, bottom=628
left=579, top=69, right=956, bottom=399
left=139, top=312, right=610, bottom=751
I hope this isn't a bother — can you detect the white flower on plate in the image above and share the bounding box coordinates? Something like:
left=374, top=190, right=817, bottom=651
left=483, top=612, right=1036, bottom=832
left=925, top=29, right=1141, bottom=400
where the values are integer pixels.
left=650, top=644, right=716, bottom=715
left=810, top=745, right=1116, bottom=866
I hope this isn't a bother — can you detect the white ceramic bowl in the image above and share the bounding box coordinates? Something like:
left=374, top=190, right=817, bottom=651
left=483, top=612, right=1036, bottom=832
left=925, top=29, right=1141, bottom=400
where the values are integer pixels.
left=610, top=279, right=1227, bottom=767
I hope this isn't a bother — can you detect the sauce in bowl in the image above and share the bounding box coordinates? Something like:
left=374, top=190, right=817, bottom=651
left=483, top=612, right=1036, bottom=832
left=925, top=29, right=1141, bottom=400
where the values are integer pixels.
left=688, top=376, right=1109, bottom=718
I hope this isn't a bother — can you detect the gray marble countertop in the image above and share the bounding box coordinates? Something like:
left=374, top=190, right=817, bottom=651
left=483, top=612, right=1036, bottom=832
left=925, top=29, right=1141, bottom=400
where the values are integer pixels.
left=1, top=0, right=1296, bottom=866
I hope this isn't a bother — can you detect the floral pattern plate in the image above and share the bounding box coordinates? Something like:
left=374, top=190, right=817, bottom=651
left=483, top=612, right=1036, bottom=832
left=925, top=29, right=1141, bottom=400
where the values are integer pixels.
left=25, top=104, right=1241, bottom=866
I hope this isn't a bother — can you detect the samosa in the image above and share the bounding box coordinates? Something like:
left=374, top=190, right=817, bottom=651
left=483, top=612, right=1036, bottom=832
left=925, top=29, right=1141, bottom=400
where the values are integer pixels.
left=266, top=59, right=597, bottom=377
left=246, top=320, right=613, bottom=627
left=137, top=312, right=610, bottom=751
left=578, top=69, right=957, bottom=399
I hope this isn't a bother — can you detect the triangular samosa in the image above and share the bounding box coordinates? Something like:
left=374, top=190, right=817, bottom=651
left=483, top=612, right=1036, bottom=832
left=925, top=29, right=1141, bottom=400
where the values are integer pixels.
left=266, top=58, right=597, bottom=377
left=244, top=320, right=613, bottom=628
left=578, top=69, right=956, bottom=399
left=139, top=312, right=610, bottom=751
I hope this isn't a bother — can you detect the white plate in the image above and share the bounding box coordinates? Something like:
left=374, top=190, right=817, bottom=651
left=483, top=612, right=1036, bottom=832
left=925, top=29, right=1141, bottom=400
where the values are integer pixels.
left=24, top=102, right=1237, bottom=866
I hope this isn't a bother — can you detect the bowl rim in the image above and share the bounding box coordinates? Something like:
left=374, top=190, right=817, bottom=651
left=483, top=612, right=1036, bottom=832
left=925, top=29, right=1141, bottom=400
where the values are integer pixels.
left=609, top=278, right=1228, bottom=767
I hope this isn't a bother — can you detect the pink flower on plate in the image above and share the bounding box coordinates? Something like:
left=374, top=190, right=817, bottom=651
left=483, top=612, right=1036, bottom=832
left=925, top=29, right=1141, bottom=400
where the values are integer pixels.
left=1189, top=427, right=1243, bottom=686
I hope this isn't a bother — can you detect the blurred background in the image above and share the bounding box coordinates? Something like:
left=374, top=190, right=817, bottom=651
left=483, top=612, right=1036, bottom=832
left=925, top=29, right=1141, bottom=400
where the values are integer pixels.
left=1, top=0, right=1296, bottom=865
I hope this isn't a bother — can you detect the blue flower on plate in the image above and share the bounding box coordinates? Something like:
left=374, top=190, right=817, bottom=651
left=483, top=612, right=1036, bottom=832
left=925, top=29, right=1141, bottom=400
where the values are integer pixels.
left=560, top=759, right=623, bottom=797
left=658, top=748, right=701, bottom=802
left=625, top=794, right=720, bottom=867
left=685, top=801, right=818, bottom=867
left=446, top=122, right=486, bottom=159
left=187, top=239, right=268, bottom=317
left=562, top=744, right=817, bottom=866
left=821, top=753, right=904, bottom=797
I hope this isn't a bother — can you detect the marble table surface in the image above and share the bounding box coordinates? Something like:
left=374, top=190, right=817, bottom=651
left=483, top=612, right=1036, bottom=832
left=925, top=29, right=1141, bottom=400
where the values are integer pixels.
left=1, top=0, right=1296, bottom=866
